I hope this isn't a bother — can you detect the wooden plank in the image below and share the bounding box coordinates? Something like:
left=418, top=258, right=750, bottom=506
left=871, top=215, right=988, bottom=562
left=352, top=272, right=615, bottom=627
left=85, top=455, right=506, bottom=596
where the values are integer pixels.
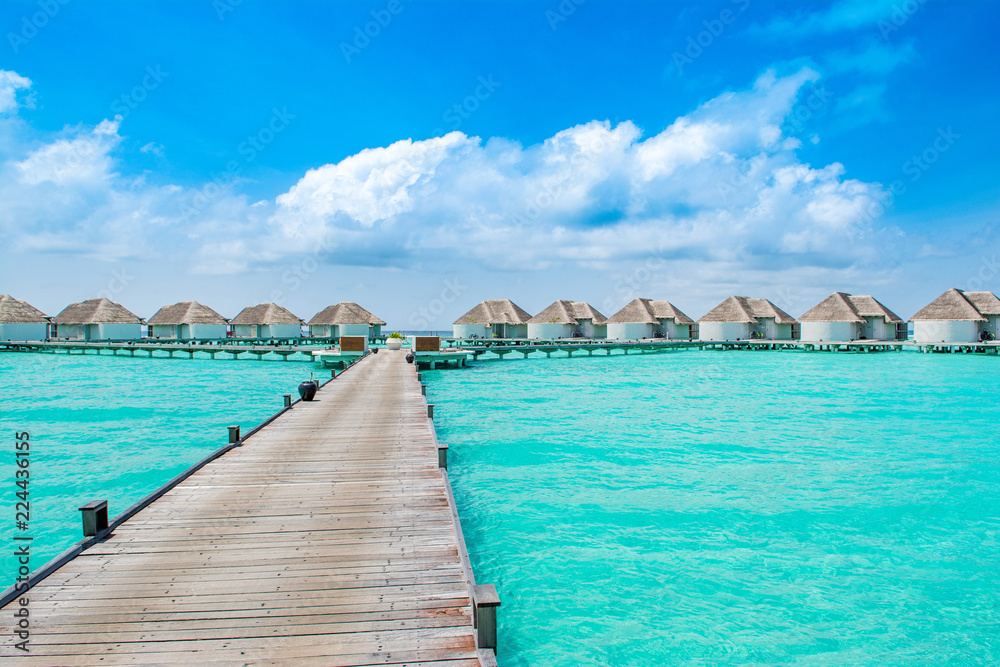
left=0, top=352, right=481, bottom=663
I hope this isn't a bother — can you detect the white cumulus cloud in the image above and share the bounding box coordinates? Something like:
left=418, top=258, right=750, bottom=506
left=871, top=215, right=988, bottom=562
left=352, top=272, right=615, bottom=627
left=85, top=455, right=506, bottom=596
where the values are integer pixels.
left=268, top=67, right=889, bottom=272
left=0, top=66, right=898, bottom=283
left=0, top=70, right=32, bottom=114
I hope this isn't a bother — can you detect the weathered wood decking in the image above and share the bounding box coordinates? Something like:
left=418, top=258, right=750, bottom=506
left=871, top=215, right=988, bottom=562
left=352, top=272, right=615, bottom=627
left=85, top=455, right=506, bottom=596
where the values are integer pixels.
left=0, top=351, right=485, bottom=665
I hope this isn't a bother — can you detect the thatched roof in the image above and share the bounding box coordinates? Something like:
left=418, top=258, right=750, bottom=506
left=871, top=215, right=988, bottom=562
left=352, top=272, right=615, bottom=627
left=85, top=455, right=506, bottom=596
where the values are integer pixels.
left=454, top=299, right=532, bottom=326
left=798, top=292, right=903, bottom=323
left=697, top=296, right=797, bottom=324
left=607, top=298, right=695, bottom=325
left=230, top=303, right=302, bottom=325
left=528, top=300, right=607, bottom=325
left=0, top=295, right=49, bottom=324
left=964, top=291, right=1000, bottom=316
left=308, top=302, right=386, bottom=326
left=910, top=288, right=990, bottom=321
left=147, top=301, right=228, bottom=326
left=53, top=298, right=144, bottom=325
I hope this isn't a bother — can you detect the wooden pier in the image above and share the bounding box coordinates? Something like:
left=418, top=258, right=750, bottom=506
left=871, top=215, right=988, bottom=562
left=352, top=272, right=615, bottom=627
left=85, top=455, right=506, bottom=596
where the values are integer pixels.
left=0, top=340, right=329, bottom=361
left=0, top=351, right=498, bottom=665
left=453, top=338, right=1000, bottom=360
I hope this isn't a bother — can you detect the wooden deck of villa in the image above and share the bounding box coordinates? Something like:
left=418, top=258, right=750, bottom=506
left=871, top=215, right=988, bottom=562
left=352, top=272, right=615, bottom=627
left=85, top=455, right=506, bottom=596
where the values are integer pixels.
left=0, top=351, right=497, bottom=665
left=0, top=339, right=327, bottom=360
left=455, top=338, right=1000, bottom=359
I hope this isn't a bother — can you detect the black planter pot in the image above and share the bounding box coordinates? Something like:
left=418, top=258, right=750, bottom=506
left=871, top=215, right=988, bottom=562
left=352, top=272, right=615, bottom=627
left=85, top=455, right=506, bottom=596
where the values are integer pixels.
left=372, top=347, right=379, bottom=354
left=298, top=380, right=319, bottom=401
left=405, top=353, right=415, bottom=364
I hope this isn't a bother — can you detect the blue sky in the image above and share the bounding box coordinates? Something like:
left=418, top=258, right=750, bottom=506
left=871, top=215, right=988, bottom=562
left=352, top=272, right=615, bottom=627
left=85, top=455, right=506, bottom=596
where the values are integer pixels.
left=1, top=0, right=998, bottom=329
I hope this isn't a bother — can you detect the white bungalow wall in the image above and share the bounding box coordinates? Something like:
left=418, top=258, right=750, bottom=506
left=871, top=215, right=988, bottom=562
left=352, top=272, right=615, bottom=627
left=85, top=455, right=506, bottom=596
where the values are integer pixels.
left=151, top=325, right=178, bottom=339
left=753, top=318, right=793, bottom=340
left=309, top=325, right=333, bottom=337
left=607, top=322, right=655, bottom=340
left=669, top=322, right=693, bottom=339
left=800, top=321, right=857, bottom=342
left=338, top=323, right=370, bottom=338
left=527, top=322, right=575, bottom=339
left=698, top=322, right=751, bottom=341
left=260, top=324, right=301, bottom=339
left=574, top=319, right=605, bottom=339
left=913, top=320, right=980, bottom=343
left=187, top=324, right=227, bottom=339
left=0, top=323, right=48, bottom=341
left=88, top=324, right=142, bottom=340
left=58, top=324, right=85, bottom=340
left=453, top=323, right=488, bottom=339
left=233, top=324, right=258, bottom=338
left=507, top=324, right=528, bottom=338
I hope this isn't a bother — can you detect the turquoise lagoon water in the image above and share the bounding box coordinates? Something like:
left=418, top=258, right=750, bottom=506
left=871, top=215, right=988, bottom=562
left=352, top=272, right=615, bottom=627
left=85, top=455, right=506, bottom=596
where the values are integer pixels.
left=425, top=350, right=1000, bottom=666
left=0, top=351, right=314, bottom=588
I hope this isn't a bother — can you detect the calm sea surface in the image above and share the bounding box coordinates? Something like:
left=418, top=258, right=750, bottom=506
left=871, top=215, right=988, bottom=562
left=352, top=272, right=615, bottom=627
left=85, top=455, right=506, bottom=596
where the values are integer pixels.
left=0, top=352, right=313, bottom=588
left=424, top=350, right=1000, bottom=666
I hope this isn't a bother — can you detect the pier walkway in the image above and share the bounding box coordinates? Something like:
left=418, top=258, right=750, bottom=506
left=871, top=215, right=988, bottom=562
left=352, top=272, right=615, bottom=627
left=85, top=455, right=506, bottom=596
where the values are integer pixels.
left=0, top=339, right=325, bottom=361
left=0, top=351, right=493, bottom=665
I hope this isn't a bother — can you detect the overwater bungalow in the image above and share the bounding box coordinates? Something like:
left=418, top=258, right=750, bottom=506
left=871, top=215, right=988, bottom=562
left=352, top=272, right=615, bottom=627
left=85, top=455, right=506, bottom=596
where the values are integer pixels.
left=230, top=303, right=302, bottom=339
left=606, top=298, right=695, bottom=340
left=452, top=299, right=532, bottom=339
left=0, top=295, right=50, bottom=341
left=307, top=302, right=386, bottom=339
left=910, top=288, right=1000, bottom=343
left=527, top=300, right=607, bottom=339
left=798, top=293, right=906, bottom=342
left=698, top=296, right=796, bottom=341
left=52, top=298, right=144, bottom=341
left=147, top=301, right=229, bottom=339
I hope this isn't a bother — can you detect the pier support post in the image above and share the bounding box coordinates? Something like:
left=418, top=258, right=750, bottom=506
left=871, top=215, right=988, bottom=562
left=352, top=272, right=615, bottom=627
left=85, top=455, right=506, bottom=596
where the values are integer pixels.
left=283, top=394, right=292, bottom=408
left=427, top=404, right=434, bottom=419
left=331, top=369, right=337, bottom=378
left=228, top=426, right=241, bottom=444
left=473, top=584, right=501, bottom=652
left=79, top=500, right=109, bottom=537
left=421, top=384, right=427, bottom=396
left=437, top=443, right=448, bottom=469
left=416, top=373, right=422, bottom=382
